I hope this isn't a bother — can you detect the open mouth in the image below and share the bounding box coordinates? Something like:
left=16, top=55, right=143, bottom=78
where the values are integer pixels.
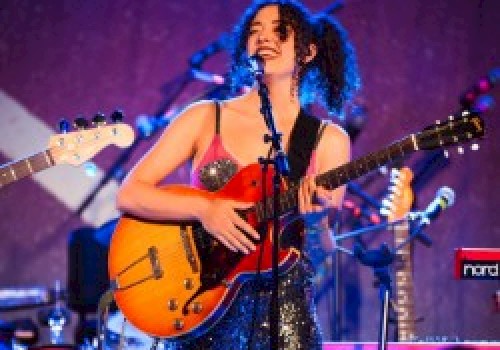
left=256, top=47, right=280, bottom=58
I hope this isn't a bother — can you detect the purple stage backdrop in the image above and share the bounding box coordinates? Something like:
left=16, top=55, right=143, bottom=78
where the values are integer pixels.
left=0, top=0, right=499, bottom=344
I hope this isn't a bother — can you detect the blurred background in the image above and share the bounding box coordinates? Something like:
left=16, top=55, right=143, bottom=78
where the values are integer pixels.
left=0, top=0, right=498, bottom=348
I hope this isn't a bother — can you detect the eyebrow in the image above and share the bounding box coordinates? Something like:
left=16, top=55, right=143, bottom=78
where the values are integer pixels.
left=250, top=20, right=282, bottom=27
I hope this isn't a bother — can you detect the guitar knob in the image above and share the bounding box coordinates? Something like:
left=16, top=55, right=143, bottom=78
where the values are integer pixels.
left=58, top=119, right=71, bottom=133
left=457, top=146, right=464, bottom=154
left=173, top=318, right=184, bottom=330
left=167, top=299, right=178, bottom=311
left=461, top=110, right=470, bottom=117
left=183, top=278, right=194, bottom=290
left=448, top=115, right=455, bottom=121
left=471, top=143, right=479, bottom=151
left=191, top=302, right=203, bottom=314
left=443, top=150, right=449, bottom=158
left=74, top=117, right=89, bottom=130
left=92, top=113, right=106, bottom=126
left=111, top=110, right=124, bottom=123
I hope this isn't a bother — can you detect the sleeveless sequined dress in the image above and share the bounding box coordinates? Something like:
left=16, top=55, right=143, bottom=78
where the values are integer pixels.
left=163, top=103, right=324, bottom=350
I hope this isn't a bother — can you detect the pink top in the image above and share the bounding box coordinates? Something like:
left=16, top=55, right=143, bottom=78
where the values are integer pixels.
left=191, top=133, right=318, bottom=191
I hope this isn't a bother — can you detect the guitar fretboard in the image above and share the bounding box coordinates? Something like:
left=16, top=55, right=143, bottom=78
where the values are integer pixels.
left=0, top=150, right=54, bottom=188
left=254, top=136, right=416, bottom=222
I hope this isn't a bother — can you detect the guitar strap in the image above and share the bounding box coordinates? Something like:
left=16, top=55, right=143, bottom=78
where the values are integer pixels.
left=287, top=109, right=325, bottom=183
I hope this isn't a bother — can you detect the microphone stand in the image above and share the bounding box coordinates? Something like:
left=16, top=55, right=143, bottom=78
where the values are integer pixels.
left=254, top=72, right=289, bottom=350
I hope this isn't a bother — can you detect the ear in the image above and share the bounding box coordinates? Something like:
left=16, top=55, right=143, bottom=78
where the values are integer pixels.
left=304, top=43, right=317, bottom=63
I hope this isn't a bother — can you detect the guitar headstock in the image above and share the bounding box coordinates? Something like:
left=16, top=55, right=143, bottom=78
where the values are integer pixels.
left=415, top=110, right=484, bottom=153
left=380, top=167, right=414, bottom=222
left=48, top=115, right=135, bottom=166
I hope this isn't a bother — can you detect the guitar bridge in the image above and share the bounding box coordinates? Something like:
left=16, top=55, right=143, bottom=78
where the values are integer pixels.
left=112, top=246, right=164, bottom=291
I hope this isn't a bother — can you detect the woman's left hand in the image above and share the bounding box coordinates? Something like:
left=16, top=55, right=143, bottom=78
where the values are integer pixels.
left=298, top=176, right=335, bottom=227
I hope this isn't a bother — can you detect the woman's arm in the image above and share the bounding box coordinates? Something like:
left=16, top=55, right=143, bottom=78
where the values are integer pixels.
left=116, top=101, right=259, bottom=254
left=116, top=101, right=211, bottom=220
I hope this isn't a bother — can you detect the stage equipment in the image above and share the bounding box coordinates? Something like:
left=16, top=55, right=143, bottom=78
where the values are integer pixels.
left=0, top=287, right=53, bottom=311
left=67, top=219, right=118, bottom=346
left=460, top=67, right=500, bottom=108
left=104, top=311, right=153, bottom=350
left=408, top=187, right=455, bottom=244
left=106, top=112, right=483, bottom=340
left=36, top=281, right=72, bottom=347
left=322, top=342, right=500, bottom=350
left=454, top=248, right=500, bottom=280
left=0, top=318, right=39, bottom=347
left=248, top=51, right=291, bottom=349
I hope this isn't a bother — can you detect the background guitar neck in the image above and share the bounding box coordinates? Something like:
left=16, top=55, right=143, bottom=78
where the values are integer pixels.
left=0, top=149, right=54, bottom=188
left=393, top=221, right=417, bottom=342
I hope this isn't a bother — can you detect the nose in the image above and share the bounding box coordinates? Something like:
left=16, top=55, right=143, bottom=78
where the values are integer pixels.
left=256, top=27, right=274, bottom=44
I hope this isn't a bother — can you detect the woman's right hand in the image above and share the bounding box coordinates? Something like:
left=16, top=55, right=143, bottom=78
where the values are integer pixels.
left=198, top=198, right=260, bottom=254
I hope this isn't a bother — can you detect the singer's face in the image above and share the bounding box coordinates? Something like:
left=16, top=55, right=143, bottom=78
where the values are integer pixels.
left=246, top=5, right=296, bottom=77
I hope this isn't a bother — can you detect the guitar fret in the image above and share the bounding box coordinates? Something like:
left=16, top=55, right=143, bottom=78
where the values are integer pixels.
left=11, top=161, right=29, bottom=180
left=25, top=158, right=34, bottom=173
left=9, top=166, right=18, bottom=180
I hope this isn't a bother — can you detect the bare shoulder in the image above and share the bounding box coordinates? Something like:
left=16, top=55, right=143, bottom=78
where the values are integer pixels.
left=316, top=121, right=351, bottom=167
left=321, top=121, right=350, bottom=148
left=171, top=99, right=216, bottom=127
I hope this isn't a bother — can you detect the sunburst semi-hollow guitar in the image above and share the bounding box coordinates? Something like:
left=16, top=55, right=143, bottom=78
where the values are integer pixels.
left=0, top=120, right=134, bottom=188
left=380, top=167, right=417, bottom=341
left=108, top=111, right=484, bottom=339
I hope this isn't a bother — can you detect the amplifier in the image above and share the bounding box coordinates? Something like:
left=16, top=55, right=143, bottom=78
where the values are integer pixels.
left=322, top=342, right=500, bottom=350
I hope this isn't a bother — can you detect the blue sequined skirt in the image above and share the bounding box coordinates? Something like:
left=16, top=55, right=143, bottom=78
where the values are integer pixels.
left=163, top=259, right=322, bottom=350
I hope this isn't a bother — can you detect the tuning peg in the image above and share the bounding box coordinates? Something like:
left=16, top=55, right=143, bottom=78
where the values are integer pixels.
left=461, top=110, right=470, bottom=117
left=58, top=119, right=71, bottom=133
left=471, top=143, right=480, bottom=151
left=110, top=110, right=124, bottom=123
left=457, top=146, right=464, bottom=154
left=74, top=116, right=89, bottom=130
left=448, top=115, right=455, bottom=121
left=92, top=112, right=106, bottom=126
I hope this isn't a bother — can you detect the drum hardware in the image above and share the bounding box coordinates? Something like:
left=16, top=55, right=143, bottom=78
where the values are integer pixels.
left=36, top=281, right=71, bottom=346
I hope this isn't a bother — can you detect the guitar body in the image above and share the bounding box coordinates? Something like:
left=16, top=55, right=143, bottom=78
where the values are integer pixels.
left=108, top=163, right=302, bottom=339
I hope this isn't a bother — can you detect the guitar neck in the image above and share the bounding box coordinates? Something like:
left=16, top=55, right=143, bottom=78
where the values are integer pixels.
left=254, top=136, right=416, bottom=222
left=0, top=149, right=55, bottom=188
left=393, top=224, right=417, bottom=341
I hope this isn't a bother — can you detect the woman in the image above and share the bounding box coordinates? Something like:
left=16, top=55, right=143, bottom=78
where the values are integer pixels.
left=117, top=0, right=359, bottom=348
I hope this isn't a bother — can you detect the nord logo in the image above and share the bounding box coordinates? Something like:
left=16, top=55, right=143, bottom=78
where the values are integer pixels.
left=462, top=261, right=499, bottom=280
left=455, top=248, right=500, bottom=280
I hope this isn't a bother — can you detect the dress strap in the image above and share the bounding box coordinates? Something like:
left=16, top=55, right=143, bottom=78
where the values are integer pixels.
left=313, top=122, right=327, bottom=150
left=214, top=100, right=221, bottom=135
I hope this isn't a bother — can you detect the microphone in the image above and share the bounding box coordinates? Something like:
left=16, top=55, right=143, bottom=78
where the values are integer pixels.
left=247, top=54, right=264, bottom=77
left=411, top=186, right=455, bottom=243
left=189, top=33, right=230, bottom=69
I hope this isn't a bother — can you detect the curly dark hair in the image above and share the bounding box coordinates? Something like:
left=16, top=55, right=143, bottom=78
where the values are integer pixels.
left=229, top=0, right=360, bottom=116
